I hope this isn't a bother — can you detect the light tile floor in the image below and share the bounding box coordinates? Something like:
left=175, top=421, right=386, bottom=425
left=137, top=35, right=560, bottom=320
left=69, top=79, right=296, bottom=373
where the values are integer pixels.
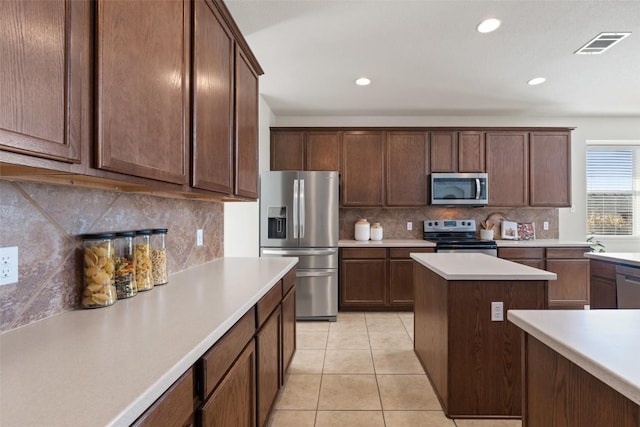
left=269, top=311, right=522, bottom=427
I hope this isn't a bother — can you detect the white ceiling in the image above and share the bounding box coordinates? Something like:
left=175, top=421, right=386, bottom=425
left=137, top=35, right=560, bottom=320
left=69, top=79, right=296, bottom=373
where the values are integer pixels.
left=225, top=0, right=640, bottom=117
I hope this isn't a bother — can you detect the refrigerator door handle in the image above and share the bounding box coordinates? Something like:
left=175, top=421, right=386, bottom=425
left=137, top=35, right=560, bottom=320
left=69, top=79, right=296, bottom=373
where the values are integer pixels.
left=262, top=248, right=338, bottom=256
left=297, top=269, right=336, bottom=278
left=299, top=179, right=305, bottom=239
left=293, top=179, right=299, bottom=238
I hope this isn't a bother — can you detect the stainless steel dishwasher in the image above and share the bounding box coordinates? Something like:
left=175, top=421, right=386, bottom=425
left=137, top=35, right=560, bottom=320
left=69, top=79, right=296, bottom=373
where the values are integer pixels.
left=615, top=265, right=640, bottom=309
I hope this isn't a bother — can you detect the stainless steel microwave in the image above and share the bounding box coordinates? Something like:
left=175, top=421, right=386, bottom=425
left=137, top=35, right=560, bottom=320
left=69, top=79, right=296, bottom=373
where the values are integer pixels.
left=431, top=173, right=488, bottom=206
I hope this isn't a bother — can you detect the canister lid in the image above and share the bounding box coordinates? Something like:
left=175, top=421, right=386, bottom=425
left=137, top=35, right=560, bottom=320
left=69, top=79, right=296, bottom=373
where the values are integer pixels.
left=151, top=228, right=168, bottom=234
left=81, top=232, right=116, bottom=240
left=136, top=229, right=153, bottom=235
left=115, top=231, right=136, bottom=237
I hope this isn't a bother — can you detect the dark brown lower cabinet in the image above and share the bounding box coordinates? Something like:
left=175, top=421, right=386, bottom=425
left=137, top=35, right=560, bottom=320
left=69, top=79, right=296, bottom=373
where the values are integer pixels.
left=133, top=367, right=196, bottom=427
left=281, top=285, right=296, bottom=384
left=256, top=307, right=281, bottom=427
left=590, top=259, right=618, bottom=308
left=133, top=268, right=296, bottom=427
left=340, top=247, right=434, bottom=310
left=199, top=341, right=256, bottom=427
left=498, top=247, right=590, bottom=309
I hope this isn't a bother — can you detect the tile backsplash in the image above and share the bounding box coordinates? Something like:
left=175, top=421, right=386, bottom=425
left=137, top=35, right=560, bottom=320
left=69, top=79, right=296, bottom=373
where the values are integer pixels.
left=340, top=206, right=558, bottom=240
left=0, top=180, right=223, bottom=333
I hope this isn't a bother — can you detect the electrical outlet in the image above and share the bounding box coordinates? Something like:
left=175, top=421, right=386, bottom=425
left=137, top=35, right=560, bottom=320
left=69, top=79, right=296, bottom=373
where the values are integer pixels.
left=491, top=301, right=504, bottom=321
left=543, top=221, right=549, bottom=230
left=407, top=222, right=413, bottom=231
left=196, top=229, right=204, bottom=247
left=0, top=246, right=19, bottom=286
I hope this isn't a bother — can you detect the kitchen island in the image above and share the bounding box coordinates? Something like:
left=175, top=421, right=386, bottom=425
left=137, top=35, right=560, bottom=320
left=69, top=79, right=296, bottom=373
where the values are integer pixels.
left=411, top=253, right=556, bottom=419
left=509, top=309, right=640, bottom=426
left=0, top=257, right=297, bottom=426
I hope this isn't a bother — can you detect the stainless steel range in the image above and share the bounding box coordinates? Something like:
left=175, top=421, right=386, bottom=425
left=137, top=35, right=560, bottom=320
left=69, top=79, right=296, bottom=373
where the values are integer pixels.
left=423, top=219, right=498, bottom=256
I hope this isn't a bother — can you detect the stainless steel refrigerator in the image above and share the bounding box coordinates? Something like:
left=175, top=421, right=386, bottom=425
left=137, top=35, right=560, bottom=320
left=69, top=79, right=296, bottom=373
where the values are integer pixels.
left=259, top=171, right=339, bottom=321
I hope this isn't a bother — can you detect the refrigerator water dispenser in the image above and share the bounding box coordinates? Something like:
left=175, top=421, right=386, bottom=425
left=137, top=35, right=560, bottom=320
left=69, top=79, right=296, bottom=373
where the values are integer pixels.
left=267, top=207, right=287, bottom=239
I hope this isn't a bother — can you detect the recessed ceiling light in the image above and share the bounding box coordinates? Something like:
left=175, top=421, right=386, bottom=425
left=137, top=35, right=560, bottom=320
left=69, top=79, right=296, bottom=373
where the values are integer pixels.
left=355, top=77, right=371, bottom=86
left=527, top=77, right=546, bottom=86
left=477, top=18, right=501, bottom=34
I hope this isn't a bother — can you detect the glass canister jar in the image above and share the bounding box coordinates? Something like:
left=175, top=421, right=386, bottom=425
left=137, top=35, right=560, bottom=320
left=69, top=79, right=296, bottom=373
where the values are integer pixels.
left=135, top=229, right=153, bottom=291
left=81, top=232, right=117, bottom=308
left=151, top=228, right=168, bottom=286
left=114, top=231, right=137, bottom=299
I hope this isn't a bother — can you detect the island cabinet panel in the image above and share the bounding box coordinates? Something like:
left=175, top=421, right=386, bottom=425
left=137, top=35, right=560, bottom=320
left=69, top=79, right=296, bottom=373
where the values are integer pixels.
left=96, top=0, right=190, bottom=184
left=430, top=132, right=457, bottom=172
left=413, top=262, right=449, bottom=403
left=133, top=367, right=195, bottom=427
left=522, top=335, right=640, bottom=427
left=590, top=259, right=618, bottom=308
left=458, top=131, right=485, bottom=172
left=270, top=131, right=305, bottom=171
left=234, top=48, right=260, bottom=199
left=545, top=247, right=590, bottom=309
left=529, top=132, right=571, bottom=207
left=0, top=0, right=89, bottom=164
left=486, top=132, right=529, bottom=207
left=341, top=131, right=386, bottom=206
left=306, top=131, right=342, bottom=171
left=413, top=262, right=547, bottom=418
left=386, top=131, right=428, bottom=206
left=199, top=340, right=256, bottom=427
left=192, top=0, right=234, bottom=193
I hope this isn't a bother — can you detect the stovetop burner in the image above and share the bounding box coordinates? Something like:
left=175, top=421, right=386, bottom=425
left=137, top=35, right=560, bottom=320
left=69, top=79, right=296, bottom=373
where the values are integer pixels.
left=423, top=219, right=497, bottom=250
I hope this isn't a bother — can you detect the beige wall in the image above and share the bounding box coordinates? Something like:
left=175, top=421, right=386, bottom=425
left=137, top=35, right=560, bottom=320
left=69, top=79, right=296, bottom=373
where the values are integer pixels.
left=0, top=181, right=223, bottom=332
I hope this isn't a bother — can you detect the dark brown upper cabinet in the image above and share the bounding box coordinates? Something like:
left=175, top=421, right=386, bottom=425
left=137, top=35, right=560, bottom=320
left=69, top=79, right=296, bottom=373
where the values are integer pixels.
left=95, top=0, right=190, bottom=184
left=529, top=132, right=571, bottom=207
left=270, top=130, right=341, bottom=172
left=341, top=131, right=386, bottom=206
left=0, top=0, right=91, bottom=164
left=192, top=0, right=234, bottom=194
left=234, top=47, right=260, bottom=199
left=430, top=131, right=485, bottom=173
left=486, top=132, right=529, bottom=207
left=386, top=131, right=428, bottom=206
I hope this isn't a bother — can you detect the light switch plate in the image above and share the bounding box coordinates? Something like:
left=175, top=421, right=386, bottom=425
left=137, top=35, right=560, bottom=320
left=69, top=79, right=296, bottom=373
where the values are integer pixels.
left=0, top=246, right=19, bottom=286
left=407, top=222, right=413, bottom=231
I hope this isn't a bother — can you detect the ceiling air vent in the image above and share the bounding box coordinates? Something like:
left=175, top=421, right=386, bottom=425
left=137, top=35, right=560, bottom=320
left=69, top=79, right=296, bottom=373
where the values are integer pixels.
left=574, top=32, right=631, bottom=55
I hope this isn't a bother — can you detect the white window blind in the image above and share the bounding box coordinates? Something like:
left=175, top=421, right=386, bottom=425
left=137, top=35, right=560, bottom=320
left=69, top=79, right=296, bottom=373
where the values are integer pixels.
left=586, top=148, right=640, bottom=235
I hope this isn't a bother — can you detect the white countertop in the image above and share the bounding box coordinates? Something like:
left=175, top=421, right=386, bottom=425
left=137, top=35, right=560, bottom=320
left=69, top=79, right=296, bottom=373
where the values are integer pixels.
left=339, top=239, right=436, bottom=247
left=339, top=238, right=588, bottom=248
left=411, top=252, right=557, bottom=281
left=585, top=252, right=640, bottom=268
left=0, top=257, right=298, bottom=427
left=495, top=239, right=590, bottom=247
left=508, top=309, right=640, bottom=406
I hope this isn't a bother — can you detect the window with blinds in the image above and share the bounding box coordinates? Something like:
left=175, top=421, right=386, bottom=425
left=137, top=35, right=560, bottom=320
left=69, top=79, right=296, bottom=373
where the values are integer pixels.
left=586, top=148, right=640, bottom=235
